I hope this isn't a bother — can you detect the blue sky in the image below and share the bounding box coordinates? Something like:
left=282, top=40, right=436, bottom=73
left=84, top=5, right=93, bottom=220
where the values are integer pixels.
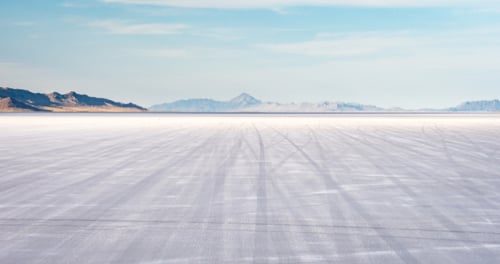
left=1, top=0, right=500, bottom=108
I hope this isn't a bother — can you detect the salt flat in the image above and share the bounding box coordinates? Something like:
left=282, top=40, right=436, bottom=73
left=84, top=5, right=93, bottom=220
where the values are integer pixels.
left=1, top=113, right=500, bottom=263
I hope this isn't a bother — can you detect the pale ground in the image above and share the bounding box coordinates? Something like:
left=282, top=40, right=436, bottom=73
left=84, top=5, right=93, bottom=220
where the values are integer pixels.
left=1, top=113, right=500, bottom=263
left=41, top=106, right=145, bottom=112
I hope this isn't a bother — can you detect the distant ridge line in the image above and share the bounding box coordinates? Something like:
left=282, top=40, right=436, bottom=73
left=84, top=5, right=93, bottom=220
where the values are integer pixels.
left=1, top=87, right=499, bottom=113
left=0, top=87, right=146, bottom=112
left=150, top=93, right=500, bottom=113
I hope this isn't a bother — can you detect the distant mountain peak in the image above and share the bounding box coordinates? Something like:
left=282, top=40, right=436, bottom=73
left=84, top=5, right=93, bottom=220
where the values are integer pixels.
left=229, top=93, right=261, bottom=106
left=232, top=92, right=252, bottom=99
left=150, top=93, right=385, bottom=112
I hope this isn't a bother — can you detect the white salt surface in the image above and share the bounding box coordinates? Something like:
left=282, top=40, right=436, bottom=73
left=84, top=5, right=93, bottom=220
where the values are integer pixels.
left=1, top=113, right=500, bottom=263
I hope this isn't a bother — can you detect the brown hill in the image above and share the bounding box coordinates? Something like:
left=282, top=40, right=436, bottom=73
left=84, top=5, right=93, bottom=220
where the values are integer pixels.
left=0, top=97, right=45, bottom=112
left=0, top=87, right=146, bottom=112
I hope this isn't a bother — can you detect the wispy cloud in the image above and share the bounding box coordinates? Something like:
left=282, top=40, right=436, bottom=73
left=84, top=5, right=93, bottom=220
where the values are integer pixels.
left=259, top=32, right=420, bottom=58
left=190, top=27, right=244, bottom=41
left=61, top=1, right=86, bottom=8
left=13, top=21, right=35, bottom=27
left=89, top=19, right=189, bottom=35
left=132, top=47, right=249, bottom=60
left=258, top=29, right=500, bottom=59
left=136, top=48, right=189, bottom=58
left=100, top=0, right=500, bottom=9
left=473, top=8, right=500, bottom=13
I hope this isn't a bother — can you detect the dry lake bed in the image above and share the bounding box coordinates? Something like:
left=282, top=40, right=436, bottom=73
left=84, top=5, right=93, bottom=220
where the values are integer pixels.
left=1, top=113, right=500, bottom=263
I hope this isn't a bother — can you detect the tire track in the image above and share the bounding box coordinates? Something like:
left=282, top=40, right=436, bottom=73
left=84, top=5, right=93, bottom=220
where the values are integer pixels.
left=269, top=125, right=421, bottom=264
left=331, top=124, right=499, bottom=263
left=252, top=124, right=270, bottom=264
left=1, top=125, right=224, bottom=263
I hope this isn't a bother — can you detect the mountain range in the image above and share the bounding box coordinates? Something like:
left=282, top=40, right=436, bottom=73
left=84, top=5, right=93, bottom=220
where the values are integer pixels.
left=152, top=94, right=500, bottom=112
left=0, top=87, right=146, bottom=112
left=150, top=93, right=384, bottom=112
left=150, top=93, right=263, bottom=112
left=1, top=87, right=499, bottom=112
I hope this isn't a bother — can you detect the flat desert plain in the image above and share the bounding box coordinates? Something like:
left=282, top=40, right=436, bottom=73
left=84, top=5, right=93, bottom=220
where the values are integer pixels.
left=1, top=113, right=500, bottom=263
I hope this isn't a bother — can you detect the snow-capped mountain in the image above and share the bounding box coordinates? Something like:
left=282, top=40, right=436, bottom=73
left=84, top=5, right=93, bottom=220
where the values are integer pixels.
left=150, top=93, right=262, bottom=112
left=450, top=100, right=500, bottom=112
left=150, top=93, right=383, bottom=112
left=228, top=93, right=262, bottom=108
left=243, top=101, right=382, bottom=112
